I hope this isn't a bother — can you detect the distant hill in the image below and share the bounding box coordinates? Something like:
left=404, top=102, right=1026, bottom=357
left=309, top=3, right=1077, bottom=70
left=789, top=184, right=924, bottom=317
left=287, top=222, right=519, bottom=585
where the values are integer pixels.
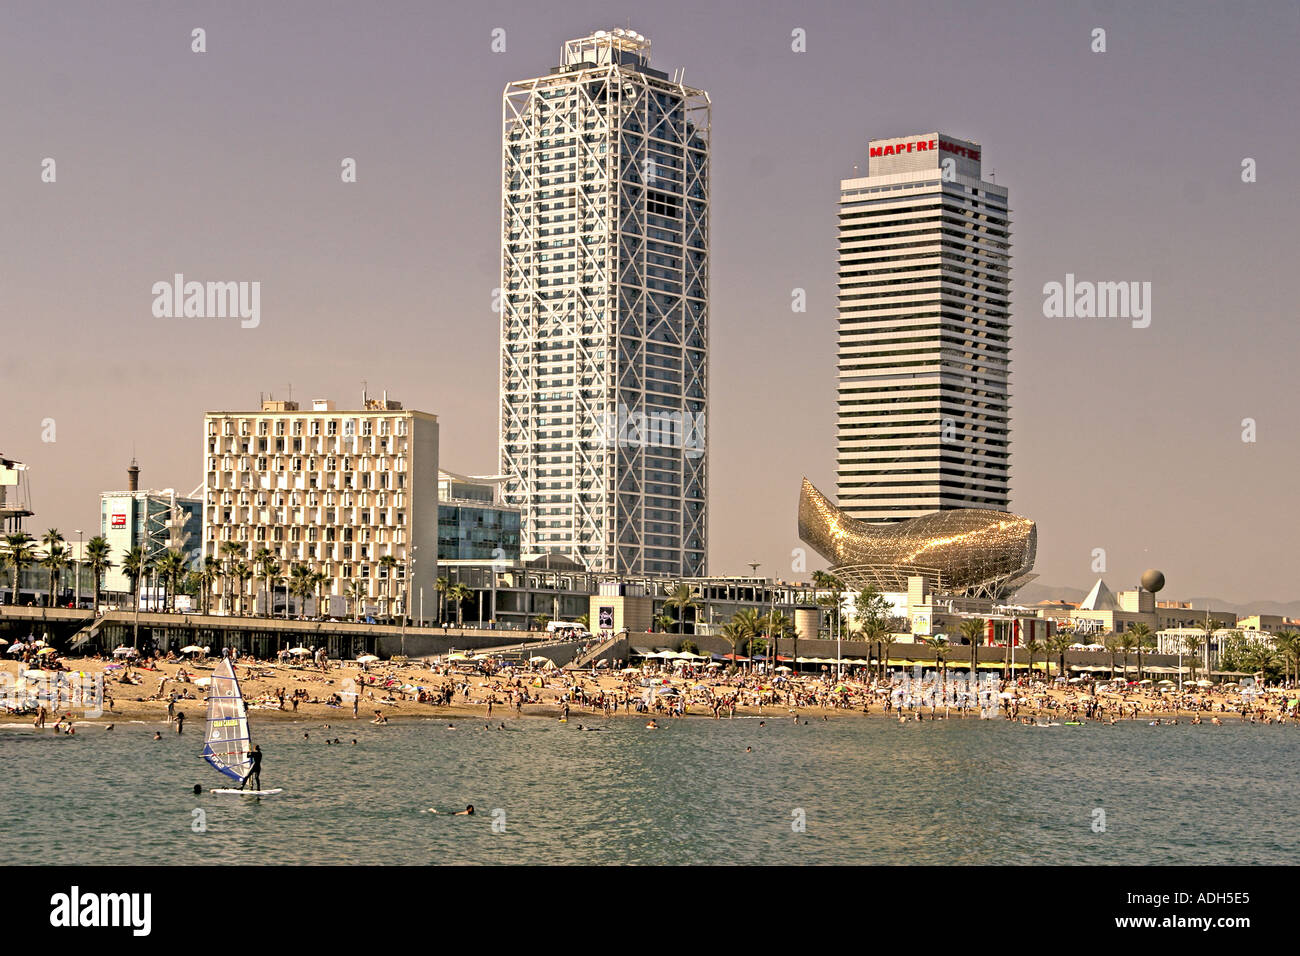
left=1014, top=583, right=1300, bottom=620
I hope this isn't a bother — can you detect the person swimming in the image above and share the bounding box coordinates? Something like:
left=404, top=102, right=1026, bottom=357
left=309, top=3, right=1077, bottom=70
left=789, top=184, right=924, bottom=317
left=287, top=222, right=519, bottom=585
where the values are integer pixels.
left=646, top=719, right=659, bottom=729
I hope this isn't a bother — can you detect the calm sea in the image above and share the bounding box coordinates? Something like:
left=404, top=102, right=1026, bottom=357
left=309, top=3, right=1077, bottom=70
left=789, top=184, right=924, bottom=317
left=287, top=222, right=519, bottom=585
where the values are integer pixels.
left=3, top=715, right=1296, bottom=865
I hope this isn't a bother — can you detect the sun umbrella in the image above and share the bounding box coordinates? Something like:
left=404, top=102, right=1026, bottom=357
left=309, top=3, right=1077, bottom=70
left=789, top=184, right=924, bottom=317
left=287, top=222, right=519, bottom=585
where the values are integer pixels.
left=528, top=656, right=550, bottom=664
left=0, top=638, right=8, bottom=646
left=112, top=646, right=138, bottom=657
left=36, top=647, right=57, bottom=656
left=7, top=644, right=25, bottom=654
left=180, top=645, right=204, bottom=654
left=33, top=639, right=47, bottom=647
left=775, top=665, right=792, bottom=672
left=288, top=647, right=311, bottom=656
left=1195, top=680, right=1213, bottom=687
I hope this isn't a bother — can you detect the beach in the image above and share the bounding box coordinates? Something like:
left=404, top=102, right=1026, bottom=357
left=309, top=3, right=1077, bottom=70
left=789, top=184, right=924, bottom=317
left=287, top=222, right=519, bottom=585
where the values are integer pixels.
left=3, top=651, right=1295, bottom=730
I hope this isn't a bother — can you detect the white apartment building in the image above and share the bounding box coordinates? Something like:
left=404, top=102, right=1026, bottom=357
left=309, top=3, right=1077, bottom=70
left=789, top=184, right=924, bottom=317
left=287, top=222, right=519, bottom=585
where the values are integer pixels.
left=837, top=133, right=1012, bottom=522
left=202, top=396, right=439, bottom=618
left=499, top=28, right=709, bottom=577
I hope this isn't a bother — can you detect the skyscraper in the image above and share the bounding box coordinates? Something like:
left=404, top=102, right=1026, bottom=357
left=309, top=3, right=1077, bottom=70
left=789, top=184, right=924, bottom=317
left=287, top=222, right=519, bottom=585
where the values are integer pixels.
left=836, top=133, right=1011, bottom=523
left=499, top=29, right=709, bottom=576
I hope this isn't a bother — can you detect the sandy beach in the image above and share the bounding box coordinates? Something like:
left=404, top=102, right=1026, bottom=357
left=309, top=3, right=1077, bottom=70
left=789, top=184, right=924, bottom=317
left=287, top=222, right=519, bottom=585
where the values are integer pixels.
left=4, top=652, right=1297, bottom=730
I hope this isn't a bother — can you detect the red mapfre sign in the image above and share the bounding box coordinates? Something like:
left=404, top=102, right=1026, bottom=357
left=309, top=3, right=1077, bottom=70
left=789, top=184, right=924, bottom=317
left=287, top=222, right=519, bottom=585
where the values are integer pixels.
left=869, top=138, right=980, bottom=161
left=111, top=514, right=127, bottom=528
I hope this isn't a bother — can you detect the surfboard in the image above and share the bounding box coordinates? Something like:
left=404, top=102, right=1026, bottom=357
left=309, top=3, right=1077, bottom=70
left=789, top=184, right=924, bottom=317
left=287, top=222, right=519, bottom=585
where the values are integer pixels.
left=210, top=788, right=283, bottom=796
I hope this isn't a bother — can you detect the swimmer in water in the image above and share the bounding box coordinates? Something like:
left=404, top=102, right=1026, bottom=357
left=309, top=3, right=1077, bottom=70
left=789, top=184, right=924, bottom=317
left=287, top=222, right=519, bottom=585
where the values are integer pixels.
left=745, top=746, right=752, bottom=753
left=646, top=719, right=659, bottom=729
left=153, top=732, right=162, bottom=740
left=428, top=804, right=475, bottom=816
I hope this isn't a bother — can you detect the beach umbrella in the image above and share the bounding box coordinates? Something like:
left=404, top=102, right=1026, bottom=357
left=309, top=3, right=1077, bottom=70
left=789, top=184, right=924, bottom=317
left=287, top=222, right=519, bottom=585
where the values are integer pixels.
left=0, top=638, right=8, bottom=646
left=1195, top=680, right=1213, bottom=687
left=528, top=656, right=550, bottom=664
left=36, top=647, right=57, bottom=656
left=288, top=647, right=311, bottom=656
left=775, top=665, right=792, bottom=673
left=194, top=677, right=211, bottom=687
left=112, top=646, right=138, bottom=658
left=356, top=655, right=380, bottom=664
left=180, top=645, right=204, bottom=654
left=33, top=639, right=47, bottom=647
left=7, top=645, right=24, bottom=654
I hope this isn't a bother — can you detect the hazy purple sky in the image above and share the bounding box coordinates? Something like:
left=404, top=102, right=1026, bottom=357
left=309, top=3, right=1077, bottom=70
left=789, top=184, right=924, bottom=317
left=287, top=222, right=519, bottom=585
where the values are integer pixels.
left=3, top=0, right=1297, bottom=603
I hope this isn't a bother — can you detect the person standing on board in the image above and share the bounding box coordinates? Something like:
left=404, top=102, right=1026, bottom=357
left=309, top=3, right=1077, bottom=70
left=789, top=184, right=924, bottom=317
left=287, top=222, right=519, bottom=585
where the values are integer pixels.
left=242, top=744, right=263, bottom=790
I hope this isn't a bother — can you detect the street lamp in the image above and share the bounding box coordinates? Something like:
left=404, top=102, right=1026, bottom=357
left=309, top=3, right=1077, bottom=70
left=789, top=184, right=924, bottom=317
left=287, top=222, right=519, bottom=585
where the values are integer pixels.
left=74, top=529, right=83, bottom=608
left=748, top=563, right=760, bottom=673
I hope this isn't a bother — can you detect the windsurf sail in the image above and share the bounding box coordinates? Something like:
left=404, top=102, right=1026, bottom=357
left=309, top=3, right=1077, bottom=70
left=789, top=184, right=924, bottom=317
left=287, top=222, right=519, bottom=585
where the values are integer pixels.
left=202, top=658, right=252, bottom=783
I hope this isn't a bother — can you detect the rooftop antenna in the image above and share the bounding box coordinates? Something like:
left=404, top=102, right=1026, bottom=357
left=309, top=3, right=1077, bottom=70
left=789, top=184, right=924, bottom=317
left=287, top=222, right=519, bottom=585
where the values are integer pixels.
left=362, top=380, right=368, bottom=406
left=286, top=383, right=292, bottom=400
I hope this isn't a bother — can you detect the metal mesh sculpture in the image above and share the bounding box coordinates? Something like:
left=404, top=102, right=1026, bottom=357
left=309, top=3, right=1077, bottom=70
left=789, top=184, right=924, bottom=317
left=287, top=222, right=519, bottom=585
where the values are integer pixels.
left=798, top=478, right=1036, bottom=599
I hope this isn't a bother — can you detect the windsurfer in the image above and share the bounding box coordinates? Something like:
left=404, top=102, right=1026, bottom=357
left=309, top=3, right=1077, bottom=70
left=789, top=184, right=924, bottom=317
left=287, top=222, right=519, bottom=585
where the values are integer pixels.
left=241, top=744, right=263, bottom=790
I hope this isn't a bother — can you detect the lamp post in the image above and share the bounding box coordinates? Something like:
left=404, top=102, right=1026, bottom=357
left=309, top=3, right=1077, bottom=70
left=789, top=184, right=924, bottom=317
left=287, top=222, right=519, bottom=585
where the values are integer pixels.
left=748, top=562, right=760, bottom=673
left=74, top=529, right=83, bottom=609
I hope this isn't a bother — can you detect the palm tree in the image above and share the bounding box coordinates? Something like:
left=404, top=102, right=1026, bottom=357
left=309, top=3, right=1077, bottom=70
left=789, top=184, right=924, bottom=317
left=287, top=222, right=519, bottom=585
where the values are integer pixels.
left=85, top=536, right=112, bottom=616
left=1130, top=622, right=1154, bottom=681
left=252, top=546, right=273, bottom=616
left=41, top=543, right=66, bottom=608
left=199, top=556, right=221, bottom=615
left=576, top=612, right=590, bottom=631
left=435, top=575, right=450, bottom=624
left=219, top=540, right=243, bottom=614
left=960, top=618, right=986, bottom=679
left=4, top=532, right=35, bottom=604
left=1264, top=630, right=1295, bottom=685
left=1181, top=632, right=1206, bottom=682
left=1047, top=631, right=1073, bottom=680
left=289, top=563, right=314, bottom=619
left=377, top=555, right=399, bottom=620
left=260, top=559, right=284, bottom=620
left=346, top=580, right=367, bottom=622
left=761, top=611, right=796, bottom=667
left=1023, top=636, right=1043, bottom=678
left=662, top=582, right=700, bottom=634
left=120, top=546, right=146, bottom=612
left=719, top=621, right=744, bottom=670
left=232, top=560, right=253, bottom=616
left=1102, top=634, right=1121, bottom=679
left=40, top=529, right=64, bottom=606
left=926, top=635, right=951, bottom=682
left=811, top=570, right=844, bottom=640
left=312, top=569, right=330, bottom=618
left=856, top=586, right=894, bottom=679
left=531, top=613, right=551, bottom=631
left=447, top=582, right=474, bottom=627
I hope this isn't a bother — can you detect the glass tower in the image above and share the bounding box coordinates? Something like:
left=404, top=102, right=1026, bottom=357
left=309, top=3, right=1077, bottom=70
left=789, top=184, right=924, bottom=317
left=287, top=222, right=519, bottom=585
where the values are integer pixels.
left=499, top=29, right=709, bottom=576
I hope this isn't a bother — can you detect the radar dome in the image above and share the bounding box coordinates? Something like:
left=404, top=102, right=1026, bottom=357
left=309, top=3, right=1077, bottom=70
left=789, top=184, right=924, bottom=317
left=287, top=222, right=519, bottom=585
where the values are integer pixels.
left=1140, top=569, right=1165, bottom=593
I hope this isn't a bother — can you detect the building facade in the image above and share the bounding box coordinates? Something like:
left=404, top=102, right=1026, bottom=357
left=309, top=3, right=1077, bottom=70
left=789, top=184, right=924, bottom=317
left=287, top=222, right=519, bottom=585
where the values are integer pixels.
left=499, top=28, right=709, bottom=577
left=201, top=397, right=439, bottom=618
left=100, top=488, right=202, bottom=595
left=437, top=470, right=521, bottom=562
left=836, top=133, right=1012, bottom=522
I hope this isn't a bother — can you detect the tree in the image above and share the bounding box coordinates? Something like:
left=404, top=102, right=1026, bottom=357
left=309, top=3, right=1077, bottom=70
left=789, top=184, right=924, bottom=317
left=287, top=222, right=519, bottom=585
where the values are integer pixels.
left=199, top=556, right=221, bottom=615
left=41, top=543, right=66, bottom=608
left=719, top=621, right=743, bottom=670
left=531, top=613, right=551, bottom=631
left=121, top=547, right=147, bottom=613
left=1020, top=636, right=1041, bottom=678
left=926, top=635, right=951, bottom=682
left=1271, top=630, right=1299, bottom=685
left=678, top=638, right=699, bottom=655
left=232, top=560, right=254, bottom=616
left=1129, top=622, right=1155, bottom=681
left=4, top=532, right=35, bottom=605
left=960, top=618, right=986, bottom=679
left=812, top=570, right=845, bottom=640
left=260, top=559, right=284, bottom=620
left=40, top=529, right=65, bottom=606
left=576, top=612, right=590, bottom=630
left=653, top=613, right=675, bottom=633
left=1046, top=632, right=1073, bottom=679
left=662, top=582, right=700, bottom=634
left=85, top=536, right=112, bottom=616
left=219, top=541, right=244, bottom=614
left=377, top=555, right=399, bottom=620
left=289, top=563, right=314, bottom=619
left=346, top=580, right=367, bottom=622
left=1102, top=634, right=1121, bottom=679
left=856, top=586, right=894, bottom=679
left=435, top=576, right=450, bottom=625
left=1117, top=631, right=1137, bottom=678
left=447, top=582, right=474, bottom=628
left=312, top=569, right=330, bottom=619
left=1181, top=631, right=1206, bottom=682
left=253, top=546, right=273, bottom=616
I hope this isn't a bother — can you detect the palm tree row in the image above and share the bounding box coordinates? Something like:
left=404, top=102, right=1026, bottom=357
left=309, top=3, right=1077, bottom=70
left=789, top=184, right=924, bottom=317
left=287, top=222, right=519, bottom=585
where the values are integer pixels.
left=3, top=529, right=113, bottom=615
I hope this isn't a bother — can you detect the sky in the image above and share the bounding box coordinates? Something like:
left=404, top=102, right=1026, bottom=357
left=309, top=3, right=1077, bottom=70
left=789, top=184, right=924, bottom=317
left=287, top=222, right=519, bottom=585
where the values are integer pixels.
left=2, top=0, right=1297, bottom=604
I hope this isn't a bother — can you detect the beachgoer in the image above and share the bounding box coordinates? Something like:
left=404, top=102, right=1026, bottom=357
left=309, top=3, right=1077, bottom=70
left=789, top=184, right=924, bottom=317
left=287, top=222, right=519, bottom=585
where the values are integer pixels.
left=242, top=745, right=263, bottom=791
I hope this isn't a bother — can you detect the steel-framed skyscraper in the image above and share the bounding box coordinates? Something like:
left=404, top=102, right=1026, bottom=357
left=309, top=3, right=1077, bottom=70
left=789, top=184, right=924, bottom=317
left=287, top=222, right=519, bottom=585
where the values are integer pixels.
left=499, top=29, right=709, bottom=576
left=836, top=133, right=1012, bottom=523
